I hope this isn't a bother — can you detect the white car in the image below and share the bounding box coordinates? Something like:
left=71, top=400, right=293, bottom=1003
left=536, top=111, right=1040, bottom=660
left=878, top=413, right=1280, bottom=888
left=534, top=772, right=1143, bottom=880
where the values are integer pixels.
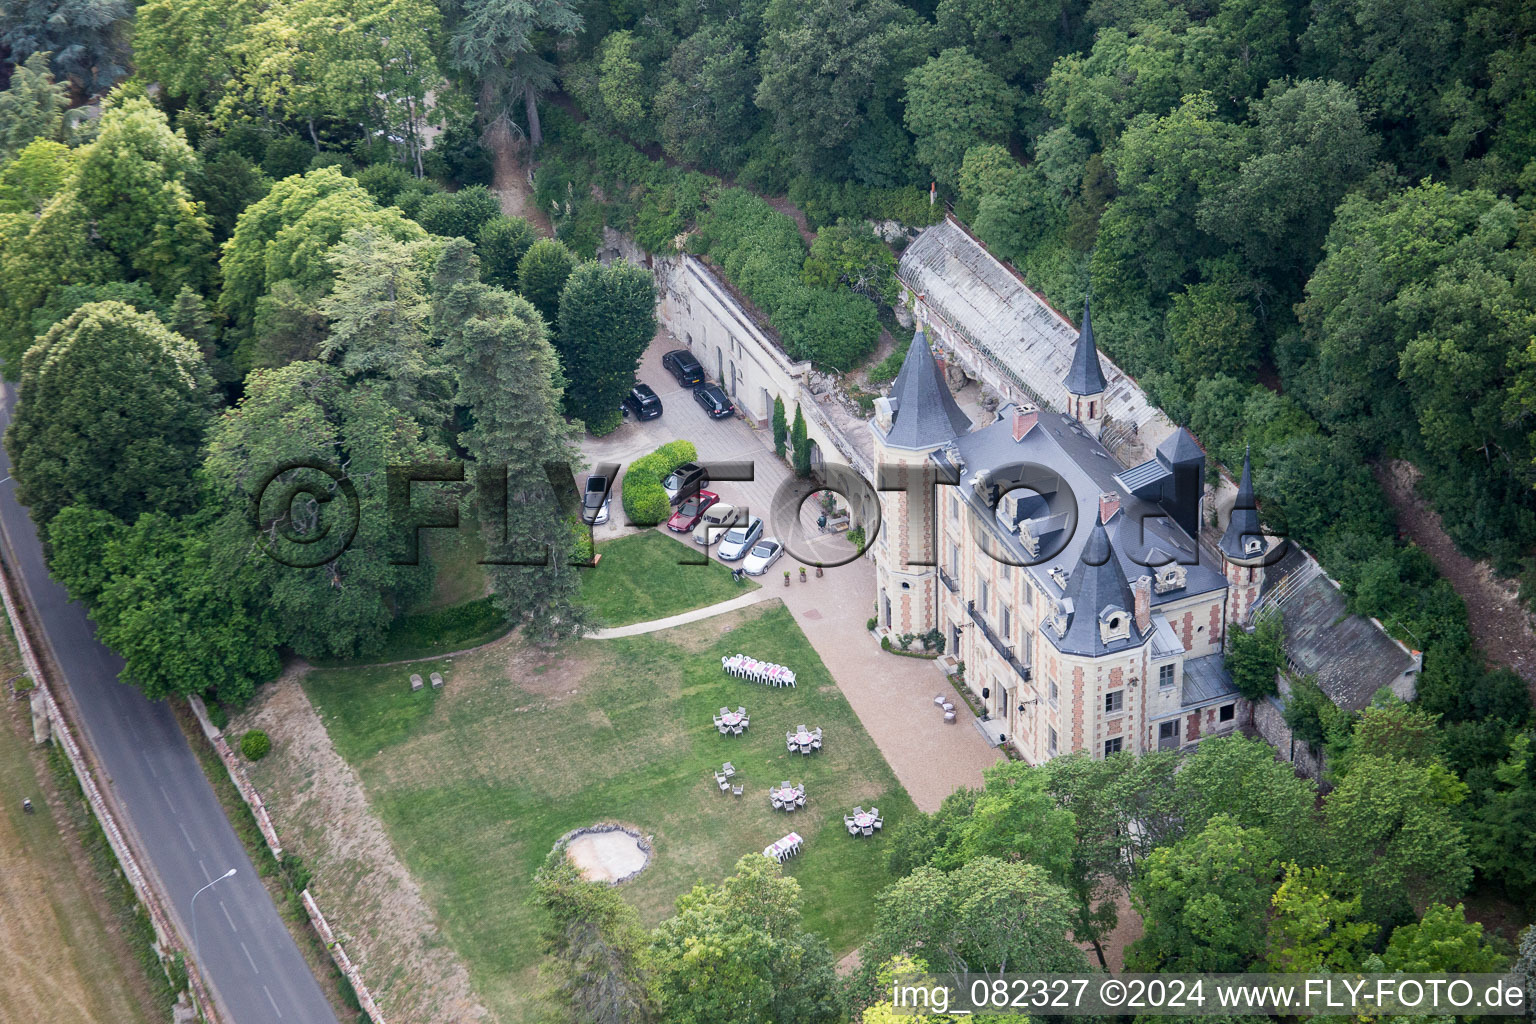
left=693, top=503, right=740, bottom=545
left=716, top=516, right=764, bottom=562
left=742, top=538, right=785, bottom=576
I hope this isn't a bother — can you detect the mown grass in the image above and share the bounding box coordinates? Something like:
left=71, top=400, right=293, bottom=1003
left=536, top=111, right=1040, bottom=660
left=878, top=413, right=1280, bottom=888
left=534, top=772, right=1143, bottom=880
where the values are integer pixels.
left=579, top=529, right=756, bottom=627
left=301, top=602, right=911, bottom=1023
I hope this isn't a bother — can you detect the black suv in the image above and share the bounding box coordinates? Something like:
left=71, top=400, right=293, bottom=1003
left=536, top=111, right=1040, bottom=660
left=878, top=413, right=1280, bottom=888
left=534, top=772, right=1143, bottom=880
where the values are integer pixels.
left=693, top=383, right=734, bottom=419
left=662, top=349, right=705, bottom=387
left=622, top=383, right=663, bottom=420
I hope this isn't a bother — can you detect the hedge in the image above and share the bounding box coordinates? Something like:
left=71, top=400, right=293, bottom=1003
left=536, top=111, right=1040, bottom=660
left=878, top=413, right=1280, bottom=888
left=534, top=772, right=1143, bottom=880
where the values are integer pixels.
left=621, top=440, right=698, bottom=526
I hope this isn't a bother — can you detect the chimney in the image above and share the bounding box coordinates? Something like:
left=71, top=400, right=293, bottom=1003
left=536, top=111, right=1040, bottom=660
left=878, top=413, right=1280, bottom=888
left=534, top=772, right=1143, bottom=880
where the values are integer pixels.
left=1012, top=405, right=1038, bottom=443
left=1132, top=576, right=1152, bottom=634
left=1099, top=492, right=1121, bottom=524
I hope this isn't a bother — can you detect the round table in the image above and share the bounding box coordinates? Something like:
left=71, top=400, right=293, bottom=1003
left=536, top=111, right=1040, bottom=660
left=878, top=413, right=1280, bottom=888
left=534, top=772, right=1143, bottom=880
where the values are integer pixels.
left=792, top=730, right=813, bottom=747
left=771, top=787, right=800, bottom=807
left=852, top=811, right=875, bottom=829
left=721, top=712, right=744, bottom=727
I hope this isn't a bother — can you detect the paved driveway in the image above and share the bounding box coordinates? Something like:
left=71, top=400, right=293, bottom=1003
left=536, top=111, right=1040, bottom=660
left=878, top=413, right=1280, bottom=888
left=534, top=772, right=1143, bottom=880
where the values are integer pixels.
left=579, top=329, right=1001, bottom=809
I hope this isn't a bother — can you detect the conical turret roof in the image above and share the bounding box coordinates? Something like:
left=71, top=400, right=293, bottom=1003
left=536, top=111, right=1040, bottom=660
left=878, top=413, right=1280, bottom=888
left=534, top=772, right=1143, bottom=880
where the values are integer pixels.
left=881, top=326, right=973, bottom=450
left=1220, top=446, right=1264, bottom=560
left=1064, top=297, right=1107, bottom=396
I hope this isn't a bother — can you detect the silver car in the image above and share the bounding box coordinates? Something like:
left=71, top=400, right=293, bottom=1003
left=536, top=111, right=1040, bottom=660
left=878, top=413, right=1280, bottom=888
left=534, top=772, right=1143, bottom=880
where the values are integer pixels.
left=693, top=503, right=740, bottom=545
left=716, top=516, right=764, bottom=561
left=742, top=538, right=784, bottom=576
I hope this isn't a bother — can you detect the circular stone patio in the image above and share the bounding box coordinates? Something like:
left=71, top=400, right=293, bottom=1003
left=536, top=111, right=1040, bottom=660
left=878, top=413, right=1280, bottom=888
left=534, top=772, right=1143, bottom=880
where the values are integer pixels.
left=556, top=825, right=651, bottom=884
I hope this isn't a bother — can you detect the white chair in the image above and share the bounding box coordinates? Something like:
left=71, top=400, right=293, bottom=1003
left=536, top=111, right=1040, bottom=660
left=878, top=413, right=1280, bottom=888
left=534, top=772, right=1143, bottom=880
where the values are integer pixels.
left=716, top=774, right=729, bottom=792
left=873, top=818, right=883, bottom=830
left=943, top=710, right=956, bottom=723
left=934, top=694, right=945, bottom=705
left=811, top=738, right=821, bottom=751
left=738, top=706, right=747, bottom=717
left=722, top=762, right=735, bottom=777
left=732, top=784, right=743, bottom=797
left=861, top=824, right=873, bottom=836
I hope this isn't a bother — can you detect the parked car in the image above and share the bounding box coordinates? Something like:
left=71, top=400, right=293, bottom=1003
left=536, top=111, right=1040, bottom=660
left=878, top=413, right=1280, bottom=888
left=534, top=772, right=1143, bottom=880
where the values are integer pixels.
left=662, top=349, right=705, bottom=387
left=716, top=515, right=765, bottom=561
left=667, top=489, right=719, bottom=532
left=622, top=383, right=663, bottom=420
left=742, top=538, right=785, bottom=576
left=582, top=474, right=611, bottom=526
left=693, top=383, right=734, bottom=419
left=662, top=462, right=708, bottom=504
left=693, top=503, right=741, bottom=545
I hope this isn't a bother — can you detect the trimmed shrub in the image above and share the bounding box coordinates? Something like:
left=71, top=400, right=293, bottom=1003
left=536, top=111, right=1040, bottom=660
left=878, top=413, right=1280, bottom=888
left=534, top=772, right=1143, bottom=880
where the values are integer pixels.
left=240, top=729, right=271, bottom=761
left=620, top=440, right=698, bottom=526
left=415, top=185, right=502, bottom=240
left=477, top=216, right=537, bottom=291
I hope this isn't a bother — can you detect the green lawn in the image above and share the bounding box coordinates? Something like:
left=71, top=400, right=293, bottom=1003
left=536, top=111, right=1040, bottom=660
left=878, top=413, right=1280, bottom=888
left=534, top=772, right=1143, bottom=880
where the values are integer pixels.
left=300, top=602, right=912, bottom=1023
left=579, top=528, right=757, bottom=627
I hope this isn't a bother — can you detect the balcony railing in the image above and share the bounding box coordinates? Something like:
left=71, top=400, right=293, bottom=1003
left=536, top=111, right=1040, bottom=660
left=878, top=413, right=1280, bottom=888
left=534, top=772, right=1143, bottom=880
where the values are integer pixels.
left=939, top=567, right=959, bottom=594
left=967, top=601, right=1031, bottom=683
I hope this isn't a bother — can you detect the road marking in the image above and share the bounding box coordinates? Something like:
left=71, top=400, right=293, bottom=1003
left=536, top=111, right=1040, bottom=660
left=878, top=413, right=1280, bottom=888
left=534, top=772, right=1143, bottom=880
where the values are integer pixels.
left=264, top=984, right=283, bottom=1018
left=241, top=940, right=258, bottom=972
left=158, top=783, right=176, bottom=811
left=142, top=752, right=158, bottom=778
left=177, top=821, right=197, bottom=851
left=220, top=900, right=236, bottom=932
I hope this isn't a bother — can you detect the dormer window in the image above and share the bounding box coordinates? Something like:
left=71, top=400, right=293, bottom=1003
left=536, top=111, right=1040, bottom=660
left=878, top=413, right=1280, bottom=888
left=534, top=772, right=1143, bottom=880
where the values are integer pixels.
left=1050, top=597, right=1073, bottom=638
left=1243, top=536, right=1264, bottom=557
left=1154, top=564, right=1187, bottom=594
left=1098, top=605, right=1131, bottom=644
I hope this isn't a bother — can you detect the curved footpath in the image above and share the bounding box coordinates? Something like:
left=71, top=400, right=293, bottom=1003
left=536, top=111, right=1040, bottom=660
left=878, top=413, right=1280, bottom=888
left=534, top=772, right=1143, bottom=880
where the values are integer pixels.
left=0, top=384, right=339, bottom=1024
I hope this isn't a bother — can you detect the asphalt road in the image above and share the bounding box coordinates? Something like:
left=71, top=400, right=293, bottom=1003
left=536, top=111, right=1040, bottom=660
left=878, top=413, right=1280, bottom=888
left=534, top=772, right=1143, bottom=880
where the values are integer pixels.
left=0, top=384, right=339, bottom=1024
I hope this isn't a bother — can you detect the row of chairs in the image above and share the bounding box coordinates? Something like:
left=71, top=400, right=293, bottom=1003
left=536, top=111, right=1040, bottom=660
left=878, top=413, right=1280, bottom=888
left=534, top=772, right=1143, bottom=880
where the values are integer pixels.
left=764, top=833, right=803, bottom=862
left=723, top=654, right=796, bottom=687
left=933, top=692, right=958, bottom=724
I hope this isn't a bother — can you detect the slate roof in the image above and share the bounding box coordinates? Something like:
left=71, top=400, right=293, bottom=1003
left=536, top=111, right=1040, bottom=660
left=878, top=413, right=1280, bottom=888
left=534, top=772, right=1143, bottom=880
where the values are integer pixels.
left=1065, top=298, right=1108, bottom=396
left=1220, top=447, right=1264, bottom=560
left=936, top=405, right=1227, bottom=658
left=1181, top=654, right=1240, bottom=707
left=1059, top=520, right=1141, bottom=656
left=1158, top=426, right=1205, bottom=465
left=879, top=327, right=973, bottom=451
left=1260, top=546, right=1421, bottom=710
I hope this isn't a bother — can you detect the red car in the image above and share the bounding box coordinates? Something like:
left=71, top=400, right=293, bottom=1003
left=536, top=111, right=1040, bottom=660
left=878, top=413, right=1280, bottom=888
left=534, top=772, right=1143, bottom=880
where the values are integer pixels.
left=667, top=489, right=719, bottom=532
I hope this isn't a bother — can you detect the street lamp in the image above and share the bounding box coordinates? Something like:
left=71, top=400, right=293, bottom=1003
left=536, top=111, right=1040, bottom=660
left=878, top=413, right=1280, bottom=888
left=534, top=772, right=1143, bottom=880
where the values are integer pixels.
left=190, top=868, right=237, bottom=965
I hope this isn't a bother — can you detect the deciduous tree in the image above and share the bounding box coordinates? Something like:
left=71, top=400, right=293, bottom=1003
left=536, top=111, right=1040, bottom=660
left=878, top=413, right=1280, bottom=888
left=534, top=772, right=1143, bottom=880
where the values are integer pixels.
left=555, top=260, right=656, bottom=434
left=904, top=48, right=1018, bottom=190
left=516, top=236, right=579, bottom=325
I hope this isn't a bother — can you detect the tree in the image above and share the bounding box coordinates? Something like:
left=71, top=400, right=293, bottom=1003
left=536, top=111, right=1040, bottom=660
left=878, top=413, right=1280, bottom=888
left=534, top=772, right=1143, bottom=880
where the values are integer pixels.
left=1224, top=609, right=1283, bottom=699
left=0, top=52, right=69, bottom=162
left=935, top=0, right=1069, bottom=83
left=1, top=98, right=215, bottom=371
left=133, top=0, right=258, bottom=106
left=447, top=0, right=583, bottom=148
left=1264, top=862, right=1376, bottom=972
left=47, top=507, right=279, bottom=703
left=1127, top=814, right=1280, bottom=972
left=755, top=0, right=931, bottom=175
left=531, top=853, right=654, bottom=1024
left=772, top=396, right=788, bottom=458
left=516, top=237, right=579, bottom=326
left=1165, top=277, right=1259, bottom=381
left=6, top=302, right=211, bottom=532
left=0, top=0, right=130, bottom=93
left=0, top=138, right=74, bottom=215
left=856, top=857, right=1087, bottom=1006
left=318, top=227, right=450, bottom=424
left=414, top=184, right=502, bottom=240
left=555, top=261, right=656, bottom=434
left=477, top=216, right=537, bottom=291
left=903, top=48, right=1018, bottom=190
left=1324, top=754, right=1473, bottom=927
left=219, top=166, right=425, bottom=361
left=1467, top=732, right=1536, bottom=899
left=434, top=239, right=585, bottom=643
left=791, top=404, right=810, bottom=477
left=954, top=761, right=1075, bottom=877
left=649, top=855, right=838, bottom=1024
left=1176, top=734, right=1321, bottom=864
left=860, top=954, right=1030, bottom=1024
left=654, top=25, right=759, bottom=173
left=1383, top=903, right=1507, bottom=973
left=1041, top=750, right=1183, bottom=967
left=203, top=361, right=440, bottom=660
left=801, top=220, right=898, bottom=305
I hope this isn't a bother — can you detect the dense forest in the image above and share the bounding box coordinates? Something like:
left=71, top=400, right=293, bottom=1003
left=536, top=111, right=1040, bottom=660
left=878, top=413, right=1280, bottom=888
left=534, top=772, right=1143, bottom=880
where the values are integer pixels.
left=2, top=0, right=1536, bottom=1018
